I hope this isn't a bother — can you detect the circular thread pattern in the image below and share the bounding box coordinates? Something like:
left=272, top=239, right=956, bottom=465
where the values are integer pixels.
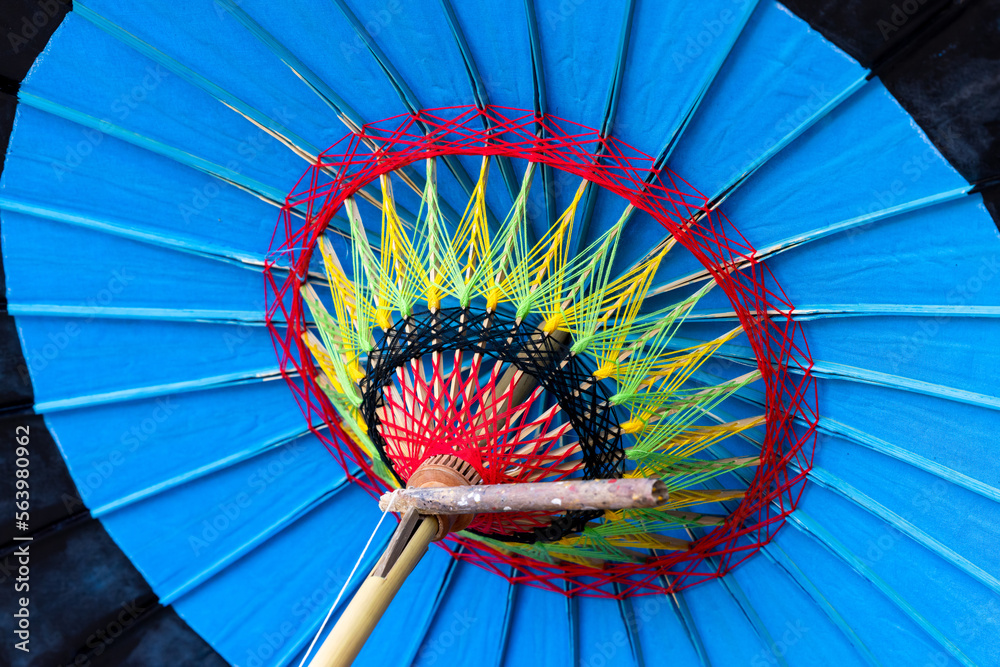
left=264, top=105, right=819, bottom=597
left=360, top=307, right=624, bottom=543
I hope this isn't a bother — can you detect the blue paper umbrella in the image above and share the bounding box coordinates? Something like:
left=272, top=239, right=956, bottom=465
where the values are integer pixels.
left=1, top=1, right=999, bottom=666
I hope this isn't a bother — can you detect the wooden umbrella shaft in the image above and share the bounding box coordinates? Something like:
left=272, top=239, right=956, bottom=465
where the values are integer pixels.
left=307, top=515, right=437, bottom=667
left=310, top=478, right=665, bottom=666
left=379, top=478, right=667, bottom=515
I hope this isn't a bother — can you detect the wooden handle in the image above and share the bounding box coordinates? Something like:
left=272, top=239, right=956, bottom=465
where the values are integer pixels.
left=307, top=516, right=437, bottom=667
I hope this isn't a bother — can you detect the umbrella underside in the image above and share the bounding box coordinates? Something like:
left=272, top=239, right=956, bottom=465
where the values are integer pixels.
left=1, top=1, right=998, bottom=665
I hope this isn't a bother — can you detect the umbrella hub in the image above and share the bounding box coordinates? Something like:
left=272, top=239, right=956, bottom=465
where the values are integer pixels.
left=407, top=454, right=482, bottom=540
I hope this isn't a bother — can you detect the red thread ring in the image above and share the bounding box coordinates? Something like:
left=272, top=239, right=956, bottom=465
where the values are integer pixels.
left=264, top=105, right=818, bottom=598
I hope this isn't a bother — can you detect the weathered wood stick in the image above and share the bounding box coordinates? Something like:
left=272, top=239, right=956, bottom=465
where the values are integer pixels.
left=379, top=478, right=667, bottom=515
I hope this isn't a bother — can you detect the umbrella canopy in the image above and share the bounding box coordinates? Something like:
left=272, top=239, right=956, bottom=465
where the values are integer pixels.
left=2, top=1, right=999, bottom=666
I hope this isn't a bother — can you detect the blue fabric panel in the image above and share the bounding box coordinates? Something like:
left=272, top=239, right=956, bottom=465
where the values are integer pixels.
left=729, top=552, right=869, bottom=666
left=100, top=433, right=347, bottom=600
left=816, top=379, right=1000, bottom=496
left=720, top=81, right=968, bottom=250
left=585, top=195, right=679, bottom=281
left=682, top=578, right=769, bottom=665
left=796, top=488, right=999, bottom=666
left=226, top=0, right=410, bottom=124
left=49, top=2, right=428, bottom=243
left=15, top=316, right=280, bottom=411
left=171, top=485, right=384, bottom=667
left=25, top=13, right=312, bottom=197
left=533, top=0, right=629, bottom=128
left=668, top=1, right=866, bottom=198
left=429, top=154, right=501, bottom=239
left=338, top=0, right=474, bottom=111
left=382, top=169, right=433, bottom=230
left=343, top=152, right=479, bottom=256
left=464, top=155, right=518, bottom=233
left=44, top=380, right=307, bottom=513
left=644, top=239, right=732, bottom=303
left=260, top=0, right=475, bottom=219
left=77, top=0, right=362, bottom=152
left=715, top=574, right=795, bottom=667
left=772, top=521, right=944, bottom=666
left=645, top=281, right=736, bottom=322
left=534, top=0, right=629, bottom=216
left=577, top=188, right=632, bottom=261
left=796, top=316, right=1000, bottom=402
left=217, top=0, right=479, bottom=227
left=656, top=321, right=754, bottom=354
left=629, top=593, right=703, bottom=666
left=0, top=106, right=281, bottom=263
left=354, top=546, right=456, bottom=666
left=412, top=560, right=512, bottom=667
left=775, top=522, right=943, bottom=665
left=611, top=0, right=756, bottom=159
left=759, top=540, right=881, bottom=666
left=501, top=583, right=573, bottom=667
left=446, top=1, right=535, bottom=111
left=506, top=158, right=552, bottom=242
left=709, top=430, right=764, bottom=468
left=577, top=595, right=637, bottom=667
left=763, top=196, right=1000, bottom=309
left=810, top=435, right=1000, bottom=593
left=548, top=166, right=592, bottom=233
left=672, top=311, right=999, bottom=414
left=414, top=153, right=510, bottom=239
left=2, top=211, right=268, bottom=318
left=704, top=379, right=770, bottom=423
